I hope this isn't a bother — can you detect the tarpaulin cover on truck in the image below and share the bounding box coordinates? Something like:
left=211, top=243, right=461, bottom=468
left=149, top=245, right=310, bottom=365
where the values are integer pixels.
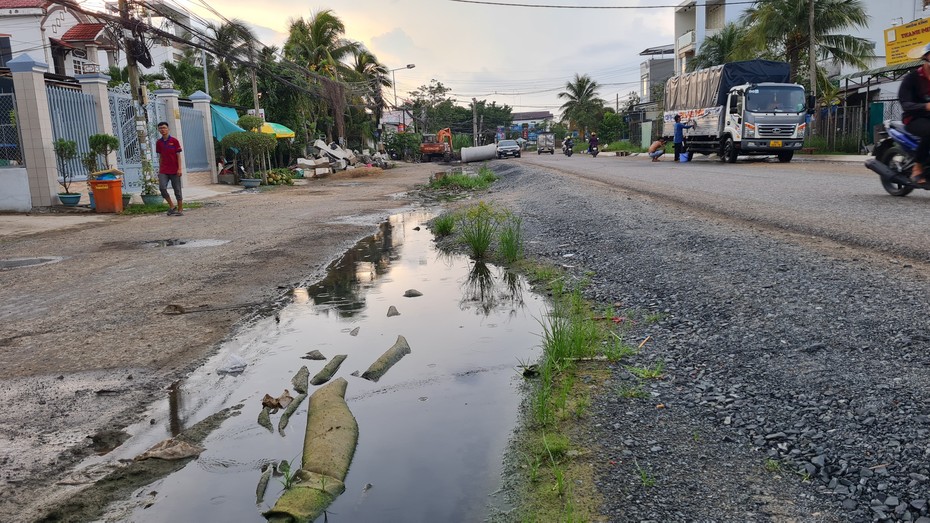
left=665, top=60, right=791, bottom=110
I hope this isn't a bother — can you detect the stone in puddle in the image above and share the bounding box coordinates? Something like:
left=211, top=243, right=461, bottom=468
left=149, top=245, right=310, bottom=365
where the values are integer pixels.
left=404, top=289, right=423, bottom=297
left=387, top=306, right=400, bottom=317
left=301, top=350, right=326, bottom=361
left=350, top=327, right=360, bottom=336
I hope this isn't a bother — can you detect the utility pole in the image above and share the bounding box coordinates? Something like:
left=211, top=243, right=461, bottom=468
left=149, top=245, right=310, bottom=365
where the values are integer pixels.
left=472, top=98, right=478, bottom=147
left=808, top=0, right=817, bottom=137
left=201, top=48, right=209, bottom=93
left=118, top=0, right=152, bottom=180
left=616, top=93, right=619, bottom=113
left=478, top=114, right=484, bottom=145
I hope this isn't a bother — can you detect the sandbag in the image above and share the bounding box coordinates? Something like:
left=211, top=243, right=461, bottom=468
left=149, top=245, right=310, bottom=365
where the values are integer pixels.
left=360, top=335, right=411, bottom=382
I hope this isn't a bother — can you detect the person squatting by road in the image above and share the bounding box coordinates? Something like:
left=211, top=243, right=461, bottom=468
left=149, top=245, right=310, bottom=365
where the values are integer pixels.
left=156, top=121, right=184, bottom=215
left=648, top=137, right=667, bottom=162
left=899, top=42, right=930, bottom=185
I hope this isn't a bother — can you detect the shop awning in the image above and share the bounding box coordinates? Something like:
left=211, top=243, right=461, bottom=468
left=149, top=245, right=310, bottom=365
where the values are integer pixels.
left=260, top=122, right=295, bottom=139
left=211, top=105, right=244, bottom=141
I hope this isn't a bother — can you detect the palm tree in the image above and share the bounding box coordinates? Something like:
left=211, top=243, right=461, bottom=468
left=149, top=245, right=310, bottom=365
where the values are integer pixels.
left=203, top=20, right=255, bottom=103
left=283, top=9, right=360, bottom=79
left=741, top=0, right=873, bottom=85
left=689, top=22, right=758, bottom=71
left=351, top=49, right=391, bottom=126
left=558, top=74, right=604, bottom=138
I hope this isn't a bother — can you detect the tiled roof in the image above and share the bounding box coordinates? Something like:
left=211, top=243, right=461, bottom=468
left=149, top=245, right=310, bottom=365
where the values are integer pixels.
left=60, top=23, right=105, bottom=42
left=0, top=0, right=45, bottom=8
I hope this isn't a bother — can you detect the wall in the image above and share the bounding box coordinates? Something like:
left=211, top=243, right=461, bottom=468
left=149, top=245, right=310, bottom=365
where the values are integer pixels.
left=0, top=13, right=45, bottom=64
left=0, top=167, right=31, bottom=211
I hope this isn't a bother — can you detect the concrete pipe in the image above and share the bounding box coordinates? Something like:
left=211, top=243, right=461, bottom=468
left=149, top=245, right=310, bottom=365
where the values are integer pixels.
left=460, top=143, right=497, bottom=163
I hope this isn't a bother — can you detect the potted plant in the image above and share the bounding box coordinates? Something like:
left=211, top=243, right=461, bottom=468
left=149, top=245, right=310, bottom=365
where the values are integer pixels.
left=82, top=151, right=99, bottom=209
left=221, top=117, right=277, bottom=189
left=53, top=139, right=80, bottom=206
left=140, top=158, right=162, bottom=206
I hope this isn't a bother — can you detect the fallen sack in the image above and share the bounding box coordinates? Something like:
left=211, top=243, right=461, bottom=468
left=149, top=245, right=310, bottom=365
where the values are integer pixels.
left=135, top=438, right=204, bottom=461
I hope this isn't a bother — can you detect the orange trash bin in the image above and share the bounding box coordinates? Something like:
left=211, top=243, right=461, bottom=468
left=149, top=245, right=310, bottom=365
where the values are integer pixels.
left=89, top=179, right=123, bottom=213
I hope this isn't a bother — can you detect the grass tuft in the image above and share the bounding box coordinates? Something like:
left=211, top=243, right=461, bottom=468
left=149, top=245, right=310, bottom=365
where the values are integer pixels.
left=431, top=213, right=456, bottom=236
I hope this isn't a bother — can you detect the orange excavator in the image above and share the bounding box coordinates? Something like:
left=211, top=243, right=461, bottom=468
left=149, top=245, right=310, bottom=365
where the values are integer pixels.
left=419, top=128, right=453, bottom=163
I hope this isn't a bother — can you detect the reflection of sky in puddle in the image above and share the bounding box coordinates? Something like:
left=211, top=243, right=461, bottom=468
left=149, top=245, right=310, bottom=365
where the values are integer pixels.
left=101, top=210, right=546, bottom=522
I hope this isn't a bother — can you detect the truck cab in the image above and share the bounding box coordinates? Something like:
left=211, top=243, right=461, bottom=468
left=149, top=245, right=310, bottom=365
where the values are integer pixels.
left=721, top=83, right=808, bottom=163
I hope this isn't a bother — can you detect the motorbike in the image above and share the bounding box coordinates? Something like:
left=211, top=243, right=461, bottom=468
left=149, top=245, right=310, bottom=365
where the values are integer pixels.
left=563, top=140, right=574, bottom=157
left=589, top=145, right=599, bottom=158
left=865, top=120, right=930, bottom=196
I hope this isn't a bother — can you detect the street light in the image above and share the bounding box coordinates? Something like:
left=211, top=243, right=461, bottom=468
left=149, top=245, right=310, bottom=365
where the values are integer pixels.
left=390, top=64, right=415, bottom=132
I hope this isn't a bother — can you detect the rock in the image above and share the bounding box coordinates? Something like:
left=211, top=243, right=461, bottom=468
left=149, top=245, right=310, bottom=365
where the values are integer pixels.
left=350, top=327, right=360, bottom=336
left=302, top=350, right=326, bottom=361
left=404, top=289, right=423, bottom=298
left=387, top=306, right=400, bottom=317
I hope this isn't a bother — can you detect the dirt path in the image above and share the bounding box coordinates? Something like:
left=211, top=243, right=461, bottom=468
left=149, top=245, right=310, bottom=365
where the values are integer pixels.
left=0, top=164, right=437, bottom=520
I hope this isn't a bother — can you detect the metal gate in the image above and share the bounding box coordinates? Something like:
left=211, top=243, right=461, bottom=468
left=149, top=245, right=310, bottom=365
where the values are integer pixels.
left=0, top=93, right=23, bottom=166
left=108, top=84, right=167, bottom=192
left=47, top=85, right=99, bottom=180
left=180, top=105, right=209, bottom=171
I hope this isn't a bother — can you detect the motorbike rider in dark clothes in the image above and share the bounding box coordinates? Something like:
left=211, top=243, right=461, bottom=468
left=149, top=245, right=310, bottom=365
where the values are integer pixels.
left=899, top=42, right=930, bottom=184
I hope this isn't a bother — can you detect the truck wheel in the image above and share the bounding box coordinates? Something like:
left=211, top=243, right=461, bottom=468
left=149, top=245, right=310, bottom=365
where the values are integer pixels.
left=777, top=151, right=794, bottom=163
left=550, top=150, right=554, bottom=155
left=721, top=137, right=738, bottom=163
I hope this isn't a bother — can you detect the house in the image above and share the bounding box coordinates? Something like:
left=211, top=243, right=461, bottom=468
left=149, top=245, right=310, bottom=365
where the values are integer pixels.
left=673, top=0, right=749, bottom=75
left=0, top=0, right=116, bottom=76
left=511, top=110, right=553, bottom=130
left=639, top=44, right=674, bottom=104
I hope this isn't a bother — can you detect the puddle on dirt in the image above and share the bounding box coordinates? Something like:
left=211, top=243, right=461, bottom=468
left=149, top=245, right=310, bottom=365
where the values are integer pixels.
left=89, top=210, right=547, bottom=522
left=140, top=239, right=230, bottom=248
left=0, top=256, right=65, bottom=270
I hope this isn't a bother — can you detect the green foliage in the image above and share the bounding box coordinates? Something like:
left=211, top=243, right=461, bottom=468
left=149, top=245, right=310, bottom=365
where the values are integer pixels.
left=460, top=202, right=496, bottom=260
left=431, top=213, right=456, bottom=236
left=558, top=74, right=605, bottom=138
left=451, top=133, right=472, bottom=152
left=627, top=360, right=665, bottom=380
left=237, top=115, right=265, bottom=131
left=598, top=111, right=626, bottom=145
left=220, top=131, right=277, bottom=178
left=498, top=215, right=523, bottom=263
left=428, top=167, right=497, bottom=191
left=383, top=131, right=422, bottom=161
left=162, top=58, right=205, bottom=97
left=88, top=134, right=119, bottom=170
left=617, top=383, right=649, bottom=399
left=82, top=151, right=100, bottom=183
left=53, top=139, right=78, bottom=194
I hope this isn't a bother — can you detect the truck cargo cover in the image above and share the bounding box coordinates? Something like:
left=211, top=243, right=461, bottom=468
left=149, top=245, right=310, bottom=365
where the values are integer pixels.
left=665, top=60, right=791, bottom=110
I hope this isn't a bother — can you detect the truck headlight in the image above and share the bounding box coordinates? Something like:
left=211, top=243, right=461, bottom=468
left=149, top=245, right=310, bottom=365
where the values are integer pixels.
left=744, top=124, right=755, bottom=138
left=797, top=123, right=806, bottom=139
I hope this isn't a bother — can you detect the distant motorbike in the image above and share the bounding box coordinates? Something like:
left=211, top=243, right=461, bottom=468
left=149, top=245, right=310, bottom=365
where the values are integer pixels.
left=563, top=139, right=574, bottom=157
left=865, top=120, right=930, bottom=196
left=590, top=145, right=599, bottom=158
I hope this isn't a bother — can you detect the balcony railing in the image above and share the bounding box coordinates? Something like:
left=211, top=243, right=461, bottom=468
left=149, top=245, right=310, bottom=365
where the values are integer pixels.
left=677, top=30, right=695, bottom=51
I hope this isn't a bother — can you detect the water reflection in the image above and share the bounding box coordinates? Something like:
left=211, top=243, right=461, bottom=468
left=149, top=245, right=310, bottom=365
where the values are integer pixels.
left=305, top=220, right=398, bottom=316
left=167, top=381, right=184, bottom=437
left=460, top=262, right=526, bottom=316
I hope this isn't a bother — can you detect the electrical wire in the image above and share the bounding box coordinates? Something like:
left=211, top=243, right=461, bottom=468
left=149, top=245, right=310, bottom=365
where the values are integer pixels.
left=449, top=0, right=758, bottom=9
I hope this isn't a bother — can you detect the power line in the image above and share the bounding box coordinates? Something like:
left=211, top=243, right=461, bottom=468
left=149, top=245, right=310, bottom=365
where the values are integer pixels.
left=449, top=0, right=757, bottom=8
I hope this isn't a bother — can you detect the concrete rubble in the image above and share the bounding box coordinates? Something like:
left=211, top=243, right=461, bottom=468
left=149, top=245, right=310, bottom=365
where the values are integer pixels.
left=295, top=140, right=390, bottom=178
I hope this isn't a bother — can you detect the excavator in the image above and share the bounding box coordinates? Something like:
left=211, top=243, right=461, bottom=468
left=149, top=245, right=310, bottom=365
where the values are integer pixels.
left=419, top=128, right=453, bottom=163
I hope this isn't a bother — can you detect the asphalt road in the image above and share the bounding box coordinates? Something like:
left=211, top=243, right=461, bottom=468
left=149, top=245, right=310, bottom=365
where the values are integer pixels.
left=521, top=153, right=930, bottom=261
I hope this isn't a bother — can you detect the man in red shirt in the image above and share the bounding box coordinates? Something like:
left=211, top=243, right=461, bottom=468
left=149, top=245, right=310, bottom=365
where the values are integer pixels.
left=155, top=121, right=184, bottom=215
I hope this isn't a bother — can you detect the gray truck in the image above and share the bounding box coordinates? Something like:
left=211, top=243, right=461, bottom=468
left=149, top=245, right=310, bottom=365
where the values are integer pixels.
left=663, top=60, right=814, bottom=163
left=536, top=132, right=555, bottom=154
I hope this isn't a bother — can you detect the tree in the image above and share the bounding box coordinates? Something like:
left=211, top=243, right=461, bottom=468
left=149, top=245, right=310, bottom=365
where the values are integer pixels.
left=558, top=74, right=605, bottom=139
left=689, top=22, right=757, bottom=71
left=741, top=0, right=873, bottom=86
left=598, top=111, right=625, bottom=144
left=203, top=20, right=255, bottom=104
left=284, top=9, right=360, bottom=79
left=350, top=49, right=390, bottom=133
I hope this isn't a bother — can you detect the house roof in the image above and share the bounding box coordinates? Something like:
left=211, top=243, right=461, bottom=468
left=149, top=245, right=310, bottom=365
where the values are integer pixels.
left=512, top=111, right=553, bottom=121
left=0, top=0, right=46, bottom=8
left=60, top=23, right=106, bottom=43
left=640, top=44, right=675, bottom=56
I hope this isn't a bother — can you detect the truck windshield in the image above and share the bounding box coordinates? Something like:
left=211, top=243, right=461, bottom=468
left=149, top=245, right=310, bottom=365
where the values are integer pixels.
left=745, top=87, right=806, bottom=113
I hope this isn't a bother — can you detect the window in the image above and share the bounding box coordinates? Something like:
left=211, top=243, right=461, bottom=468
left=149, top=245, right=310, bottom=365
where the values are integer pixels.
left=0, top=37, right=11, bottom=68
left=72, top=60, right=85, bottom=75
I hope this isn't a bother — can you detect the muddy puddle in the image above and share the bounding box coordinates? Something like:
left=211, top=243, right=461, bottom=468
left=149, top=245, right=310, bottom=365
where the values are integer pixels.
left=88, top=210, right=547, bottom=521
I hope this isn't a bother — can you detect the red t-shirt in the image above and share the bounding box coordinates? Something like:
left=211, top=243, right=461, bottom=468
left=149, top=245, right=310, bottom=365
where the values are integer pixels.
left=156, top=136, right=183, bottom=175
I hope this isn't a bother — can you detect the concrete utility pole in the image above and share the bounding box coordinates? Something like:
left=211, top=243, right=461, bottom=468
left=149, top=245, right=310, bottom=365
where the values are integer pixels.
left=118, top=0, right=152, bottom=175
left=472, top=98, right=478, bottom=147
left=201, top=48, right=209, bottom=93
left=808, top=0, right=817, bottom=137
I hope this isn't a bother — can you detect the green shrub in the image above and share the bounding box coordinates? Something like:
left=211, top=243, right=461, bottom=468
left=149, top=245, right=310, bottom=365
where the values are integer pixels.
left=431, top=213, right=455, bottom=236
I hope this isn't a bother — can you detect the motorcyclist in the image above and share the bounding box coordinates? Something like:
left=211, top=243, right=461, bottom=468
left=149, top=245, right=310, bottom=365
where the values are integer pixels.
left=588, top=132, right=599, bottom=154
left=899, top=42, right=930, bottom=184
left=563, top=135, right=574, bottom=154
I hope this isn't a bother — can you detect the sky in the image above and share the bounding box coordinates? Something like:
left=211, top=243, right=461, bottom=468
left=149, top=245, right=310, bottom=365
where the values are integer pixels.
left=163, top=0, right=677, bottom=117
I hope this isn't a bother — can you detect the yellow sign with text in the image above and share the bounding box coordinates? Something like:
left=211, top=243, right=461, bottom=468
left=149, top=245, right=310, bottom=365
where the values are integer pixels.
left=886, top=17, right=930, bottom=66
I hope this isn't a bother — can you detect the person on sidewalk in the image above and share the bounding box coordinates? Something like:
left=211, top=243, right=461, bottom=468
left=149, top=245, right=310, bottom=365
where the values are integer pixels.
left=155, top=121, right=184, bottom=215
left=648, top=138, right=667, bottom=162
left=899, top=43, right=930, bottom=184
left=672, top=114, right=694, bottom=162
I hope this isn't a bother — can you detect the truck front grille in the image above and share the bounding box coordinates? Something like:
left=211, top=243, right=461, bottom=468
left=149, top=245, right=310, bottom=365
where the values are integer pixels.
left=757, top=124, right=796, bottom=137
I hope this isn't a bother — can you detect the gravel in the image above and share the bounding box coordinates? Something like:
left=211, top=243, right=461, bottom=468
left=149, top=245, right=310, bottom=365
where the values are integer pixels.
left=484, top=161, right=930, bottom=522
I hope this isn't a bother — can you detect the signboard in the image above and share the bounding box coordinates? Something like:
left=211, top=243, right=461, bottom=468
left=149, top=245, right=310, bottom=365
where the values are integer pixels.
left=885, top=17, right=930, bottom=66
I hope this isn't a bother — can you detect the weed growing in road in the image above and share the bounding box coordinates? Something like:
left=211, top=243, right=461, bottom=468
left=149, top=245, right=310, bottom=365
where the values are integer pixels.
left=524, top=452, right=542, bottom=483
left=627, top=360, right=665, bottom=380
left=277, top=459, right=297, bottom=490
left=498, top=215, right=524, bottom=263
left=692, top=431, right=701, bottom=442
left=460, top=202, right=496, bottom=259
left=122, top=201, right=203, bottom=215
left=643, top=312, right=666, bottom=324
left=617, top=383, right=649, bottom=399
left=431, top=213, right=455, bottom=236
left=574, top=393, right=590, bottom=418
left=765, top=458, right=782, bottom=472
left=635, top=460, right=656, bottom=487
left=428, top=166, right=497, bottom=191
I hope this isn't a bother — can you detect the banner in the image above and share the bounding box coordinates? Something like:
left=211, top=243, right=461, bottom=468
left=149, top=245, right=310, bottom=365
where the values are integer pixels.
left=885, top=17, right=930, bottom=66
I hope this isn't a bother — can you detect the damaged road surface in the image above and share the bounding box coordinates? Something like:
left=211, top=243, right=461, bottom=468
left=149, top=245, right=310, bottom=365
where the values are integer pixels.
left=38, top=211, right=546, bottom=522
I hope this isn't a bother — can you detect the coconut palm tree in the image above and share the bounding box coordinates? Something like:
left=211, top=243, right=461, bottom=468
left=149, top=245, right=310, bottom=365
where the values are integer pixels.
left=558, top=74, right=604, bottom=139
left=351, top=49, right=391, bottom=126
left=283, top=9, right=360, bottom=79
left=689, top=22, right=759, bottom=71
left=203, top=19, right=256, bottom=103
left=741, top=0, right=873, bottom=85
